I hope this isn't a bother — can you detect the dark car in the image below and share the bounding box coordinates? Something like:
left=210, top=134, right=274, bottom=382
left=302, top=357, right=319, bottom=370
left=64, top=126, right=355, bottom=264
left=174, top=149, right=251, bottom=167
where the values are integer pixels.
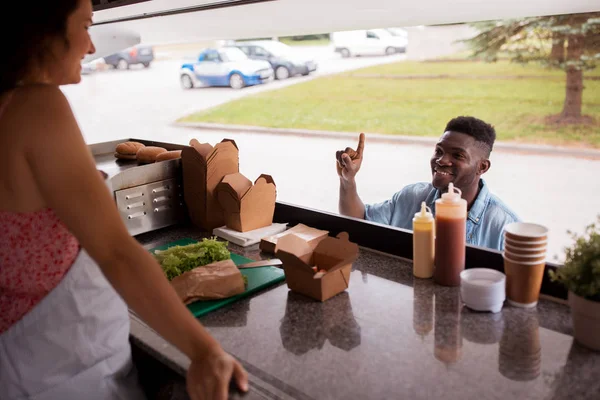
left=104, top=44, right=154, bottom=69
left=233, top=40, right=317, bottom=80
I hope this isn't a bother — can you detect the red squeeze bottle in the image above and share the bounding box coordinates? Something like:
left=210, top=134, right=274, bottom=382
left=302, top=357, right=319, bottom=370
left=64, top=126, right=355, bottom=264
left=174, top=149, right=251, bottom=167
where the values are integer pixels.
left=433, top=183, right=467, bottom=286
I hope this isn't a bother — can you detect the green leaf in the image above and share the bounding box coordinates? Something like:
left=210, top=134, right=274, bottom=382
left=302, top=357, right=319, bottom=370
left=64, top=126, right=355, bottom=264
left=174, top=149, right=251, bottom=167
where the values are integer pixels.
left=153, top=237, right=231, bottom=280
left=549, top=214, right=600, bottom=301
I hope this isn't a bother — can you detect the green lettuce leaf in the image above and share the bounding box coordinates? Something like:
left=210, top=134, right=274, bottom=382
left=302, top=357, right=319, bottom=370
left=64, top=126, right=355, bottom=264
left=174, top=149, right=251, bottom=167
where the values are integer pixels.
left=153, top=238, right=231, bottom=280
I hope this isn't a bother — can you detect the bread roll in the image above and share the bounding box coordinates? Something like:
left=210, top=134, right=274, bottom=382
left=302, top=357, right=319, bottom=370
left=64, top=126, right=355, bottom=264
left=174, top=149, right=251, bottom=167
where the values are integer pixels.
left=137, top=146, right=167, bottom=164
left=156, top=150, right=182, bottom=162
left=114, top=152, right=137, bottom=160
left=115, top=141, right=145, bottom=156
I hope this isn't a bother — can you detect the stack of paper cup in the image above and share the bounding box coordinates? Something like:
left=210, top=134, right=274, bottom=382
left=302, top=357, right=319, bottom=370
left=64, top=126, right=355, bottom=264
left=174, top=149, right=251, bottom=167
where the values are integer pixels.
left=502, top=222, right=548, bottom=308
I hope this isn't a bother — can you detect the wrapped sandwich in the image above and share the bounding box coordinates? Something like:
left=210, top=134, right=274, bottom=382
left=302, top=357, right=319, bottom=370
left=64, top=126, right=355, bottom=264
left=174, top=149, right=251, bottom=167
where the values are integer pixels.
left=170, top=259, right=245, bottom=304
left=153, top=238, right=245, bottom=303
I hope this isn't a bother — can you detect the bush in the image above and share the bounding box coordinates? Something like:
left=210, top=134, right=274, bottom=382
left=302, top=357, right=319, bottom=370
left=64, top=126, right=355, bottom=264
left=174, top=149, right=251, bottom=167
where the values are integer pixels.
left=549, top=215, right=600, bottom=302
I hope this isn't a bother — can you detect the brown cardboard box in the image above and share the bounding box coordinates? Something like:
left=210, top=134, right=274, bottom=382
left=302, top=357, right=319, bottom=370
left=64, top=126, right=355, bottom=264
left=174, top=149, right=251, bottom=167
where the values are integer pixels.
left=275, top=232, right=359, bottom=302
left=182, top=139, right=239, bottom=231
left=216, top=173, right=276, bottom=233
left=260, top=223, right=329, bottom=254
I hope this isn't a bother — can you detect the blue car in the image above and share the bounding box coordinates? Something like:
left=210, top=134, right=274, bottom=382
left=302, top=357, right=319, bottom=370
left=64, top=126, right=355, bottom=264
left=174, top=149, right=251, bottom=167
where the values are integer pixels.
left=180, top=47, right=274, bottom=90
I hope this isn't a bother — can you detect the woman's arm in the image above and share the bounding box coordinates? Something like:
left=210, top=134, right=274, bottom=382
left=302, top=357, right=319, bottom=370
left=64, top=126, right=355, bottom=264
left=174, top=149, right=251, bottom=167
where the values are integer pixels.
left=13, top=86, right=245, bottom=397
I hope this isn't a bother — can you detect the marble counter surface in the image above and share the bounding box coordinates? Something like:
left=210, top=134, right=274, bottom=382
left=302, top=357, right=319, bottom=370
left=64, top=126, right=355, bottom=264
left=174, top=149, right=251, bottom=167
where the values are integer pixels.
left=131, top=224, right=600, bottom=400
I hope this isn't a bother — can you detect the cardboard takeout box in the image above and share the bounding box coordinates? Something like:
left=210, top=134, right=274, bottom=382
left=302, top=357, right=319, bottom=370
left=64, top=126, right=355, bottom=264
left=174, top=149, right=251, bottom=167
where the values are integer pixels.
left=260, top=223, right=329, bottom=254
left=275, top=232, right=359, bottom=302
left=182, top=138, right=239, bottom=231
left=216, top=173, right=276, bottom=232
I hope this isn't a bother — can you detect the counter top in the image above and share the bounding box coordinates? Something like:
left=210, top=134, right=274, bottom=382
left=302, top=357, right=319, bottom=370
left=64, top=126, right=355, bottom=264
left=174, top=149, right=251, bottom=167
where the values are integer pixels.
left=131, top=224, right=600, bottom=400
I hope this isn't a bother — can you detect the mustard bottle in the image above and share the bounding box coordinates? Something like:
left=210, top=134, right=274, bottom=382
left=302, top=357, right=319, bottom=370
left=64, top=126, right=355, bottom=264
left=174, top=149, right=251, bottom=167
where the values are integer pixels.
left=413, top=201, right=435, bottom=279
left=433, top=182, right=467, bottom=286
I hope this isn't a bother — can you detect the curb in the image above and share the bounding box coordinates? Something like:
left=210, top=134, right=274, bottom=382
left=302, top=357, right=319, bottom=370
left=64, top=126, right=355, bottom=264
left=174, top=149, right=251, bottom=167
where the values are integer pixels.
left=173, top=122, right=600, bottom=160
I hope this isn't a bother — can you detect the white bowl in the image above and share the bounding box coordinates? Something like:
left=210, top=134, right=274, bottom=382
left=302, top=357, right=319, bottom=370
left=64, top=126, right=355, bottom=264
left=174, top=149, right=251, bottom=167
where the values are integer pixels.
left=460, top=268, right=506, bottom=313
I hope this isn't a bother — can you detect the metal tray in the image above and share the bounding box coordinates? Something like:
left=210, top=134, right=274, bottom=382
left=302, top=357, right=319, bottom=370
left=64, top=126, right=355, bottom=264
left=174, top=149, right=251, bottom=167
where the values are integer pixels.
left=90, top=138, right=188, bottom=235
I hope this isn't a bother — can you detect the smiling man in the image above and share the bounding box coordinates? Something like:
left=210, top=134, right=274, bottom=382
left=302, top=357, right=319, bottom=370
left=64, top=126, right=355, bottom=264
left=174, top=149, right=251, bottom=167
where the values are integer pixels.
left=336, top=116, right=520, bottom=251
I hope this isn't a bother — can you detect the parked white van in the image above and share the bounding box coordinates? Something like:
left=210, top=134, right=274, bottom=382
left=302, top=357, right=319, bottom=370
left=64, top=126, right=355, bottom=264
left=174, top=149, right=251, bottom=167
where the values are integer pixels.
left=331, top=28, right=408, bottom=57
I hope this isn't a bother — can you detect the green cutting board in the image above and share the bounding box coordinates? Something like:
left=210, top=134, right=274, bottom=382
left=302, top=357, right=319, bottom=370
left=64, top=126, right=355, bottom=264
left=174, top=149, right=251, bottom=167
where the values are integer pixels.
left=149, top=238, right=286, bottom=318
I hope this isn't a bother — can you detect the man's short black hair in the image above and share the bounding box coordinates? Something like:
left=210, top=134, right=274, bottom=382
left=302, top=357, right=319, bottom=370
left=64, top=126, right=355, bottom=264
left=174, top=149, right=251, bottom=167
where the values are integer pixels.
left=444, top=116, right=496, bottom=157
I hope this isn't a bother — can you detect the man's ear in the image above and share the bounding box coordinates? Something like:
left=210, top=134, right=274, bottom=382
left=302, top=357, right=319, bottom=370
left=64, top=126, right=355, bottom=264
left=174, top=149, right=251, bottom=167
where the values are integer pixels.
left=478, top=159, right=491, bottom=175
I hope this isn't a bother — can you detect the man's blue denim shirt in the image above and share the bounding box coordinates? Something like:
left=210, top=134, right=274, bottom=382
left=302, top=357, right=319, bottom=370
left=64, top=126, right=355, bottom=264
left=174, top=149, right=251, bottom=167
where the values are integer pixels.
left=364, top=179, right=521, bottom=251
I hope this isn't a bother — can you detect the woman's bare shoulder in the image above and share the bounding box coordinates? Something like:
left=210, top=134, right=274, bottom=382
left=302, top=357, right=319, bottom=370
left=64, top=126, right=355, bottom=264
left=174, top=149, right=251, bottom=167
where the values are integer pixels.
left=4, top=84, right=77, bottom=141
left=9, top=84, right=71, bottom=112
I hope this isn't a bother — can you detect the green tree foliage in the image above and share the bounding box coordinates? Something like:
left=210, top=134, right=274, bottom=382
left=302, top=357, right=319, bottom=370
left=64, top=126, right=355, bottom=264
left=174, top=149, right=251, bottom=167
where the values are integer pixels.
left=464, top=13, right=600, bottom=122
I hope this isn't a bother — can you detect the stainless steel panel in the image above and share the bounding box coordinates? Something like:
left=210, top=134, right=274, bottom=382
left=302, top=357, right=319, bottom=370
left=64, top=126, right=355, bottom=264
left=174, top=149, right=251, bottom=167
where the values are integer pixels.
left=108, top=158, right=182, bottom=192
left=115, top=178, right=185, bottom=236
left=91, top=138, right=189, bottom=235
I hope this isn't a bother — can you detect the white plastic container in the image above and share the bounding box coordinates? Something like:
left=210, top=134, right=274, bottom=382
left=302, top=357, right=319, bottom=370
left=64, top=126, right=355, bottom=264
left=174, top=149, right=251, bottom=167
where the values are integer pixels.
left=460, top=268, right=506, bottom=313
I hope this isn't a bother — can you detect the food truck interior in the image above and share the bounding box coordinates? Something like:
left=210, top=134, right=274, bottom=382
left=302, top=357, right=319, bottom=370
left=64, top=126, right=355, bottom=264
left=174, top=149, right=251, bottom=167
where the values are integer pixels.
left=11, top=1, right=600, bottom=399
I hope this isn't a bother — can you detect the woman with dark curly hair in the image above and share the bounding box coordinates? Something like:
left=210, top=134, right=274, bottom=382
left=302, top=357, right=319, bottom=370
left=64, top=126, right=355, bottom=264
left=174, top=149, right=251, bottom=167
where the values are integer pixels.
left=0, top=1, right=248, bottom=399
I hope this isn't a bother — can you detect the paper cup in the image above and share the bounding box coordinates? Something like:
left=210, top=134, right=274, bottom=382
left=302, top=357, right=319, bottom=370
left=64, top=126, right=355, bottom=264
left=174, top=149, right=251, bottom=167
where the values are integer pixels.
left=504, top=222, right=548, bottom=243
left=503, top=251, right=546, bottom=263
left=503, top=255, right=546, bottom=308
left=504, top=242, right=547, bottom=255
left=505, top=236, right=547, bottom=249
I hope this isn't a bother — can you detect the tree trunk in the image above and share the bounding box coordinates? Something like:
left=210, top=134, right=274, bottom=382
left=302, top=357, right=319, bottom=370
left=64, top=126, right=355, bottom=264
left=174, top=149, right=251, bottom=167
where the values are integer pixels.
left=561, top=34, right=584, bottom=119
left=550, top=33, right=565, bottom=64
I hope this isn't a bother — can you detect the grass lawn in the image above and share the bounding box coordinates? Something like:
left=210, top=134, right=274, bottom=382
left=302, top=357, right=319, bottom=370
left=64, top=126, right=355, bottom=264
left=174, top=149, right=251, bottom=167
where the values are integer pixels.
left=355, top=60, right=600, bottom=78
left=179, top=61, right=600, bottom=148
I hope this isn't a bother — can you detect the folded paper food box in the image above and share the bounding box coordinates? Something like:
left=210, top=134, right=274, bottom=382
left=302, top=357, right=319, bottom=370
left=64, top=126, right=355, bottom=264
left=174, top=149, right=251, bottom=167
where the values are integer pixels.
left=182, top=138, right=239, bottom=231
left=260, top=223, right=329, bottom=254
left=216, top=173, right=276, bottom=233
left=275, top=232, right=359, bottom=302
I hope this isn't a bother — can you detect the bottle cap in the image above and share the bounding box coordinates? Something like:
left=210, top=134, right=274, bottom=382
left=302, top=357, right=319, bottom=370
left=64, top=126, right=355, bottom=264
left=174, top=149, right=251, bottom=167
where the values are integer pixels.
left=440, top=182, right=462, bottom=203
left=414, top=201, right=433, bottom=222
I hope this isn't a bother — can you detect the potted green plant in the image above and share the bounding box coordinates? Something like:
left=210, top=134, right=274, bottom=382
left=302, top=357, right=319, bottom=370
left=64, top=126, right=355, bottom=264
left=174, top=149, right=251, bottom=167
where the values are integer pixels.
left=549, top=215, right=600, bottom=351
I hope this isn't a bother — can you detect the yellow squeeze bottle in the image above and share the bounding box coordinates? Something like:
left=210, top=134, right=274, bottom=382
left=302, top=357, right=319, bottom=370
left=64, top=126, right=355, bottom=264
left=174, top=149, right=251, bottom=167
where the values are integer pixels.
left=413, top=201, right=435, bottom=278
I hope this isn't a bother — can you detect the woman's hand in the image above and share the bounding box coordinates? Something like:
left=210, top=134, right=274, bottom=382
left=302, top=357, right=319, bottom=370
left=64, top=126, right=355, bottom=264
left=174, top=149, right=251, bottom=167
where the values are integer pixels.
left=186, top=347, right=249, bottom=400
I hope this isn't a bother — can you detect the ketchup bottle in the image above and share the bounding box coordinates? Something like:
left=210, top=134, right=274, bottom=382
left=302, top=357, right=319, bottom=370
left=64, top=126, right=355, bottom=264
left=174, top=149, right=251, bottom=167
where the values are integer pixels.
left=433, top=183, right=467, bottom=286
